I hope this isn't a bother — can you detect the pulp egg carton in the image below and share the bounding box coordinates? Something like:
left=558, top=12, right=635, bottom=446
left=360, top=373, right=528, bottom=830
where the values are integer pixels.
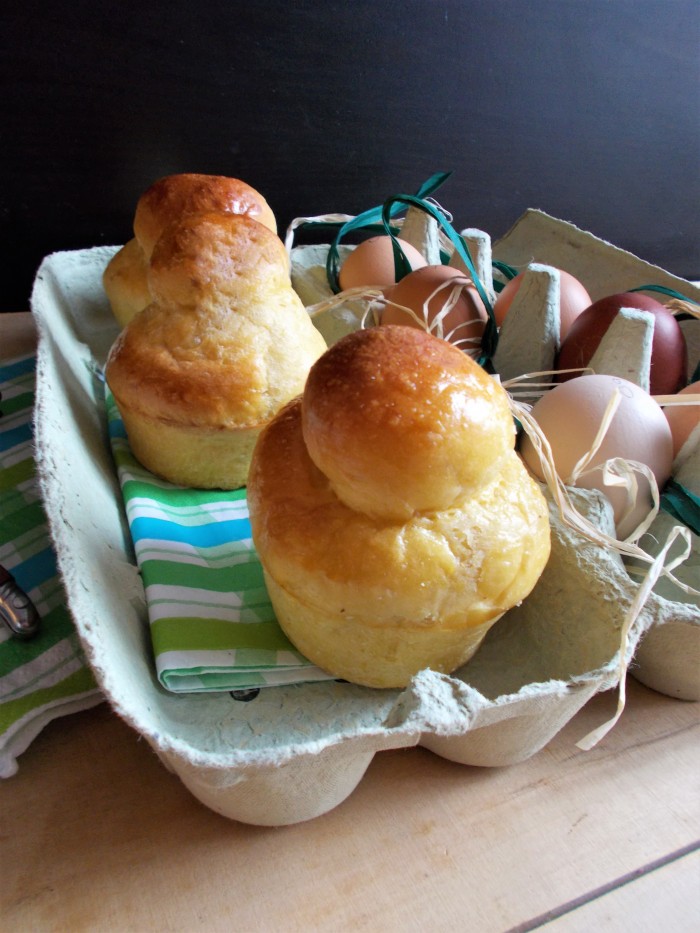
left=30, top=211, right=699, bottom=827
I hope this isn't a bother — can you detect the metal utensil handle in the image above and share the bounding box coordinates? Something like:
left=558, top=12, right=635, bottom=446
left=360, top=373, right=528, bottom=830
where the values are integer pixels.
left=0, top=566, right=41, bottom=638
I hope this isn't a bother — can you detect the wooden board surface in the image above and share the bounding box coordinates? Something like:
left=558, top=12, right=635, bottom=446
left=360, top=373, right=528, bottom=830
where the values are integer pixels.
left=2, top=679, right=698, bottom=932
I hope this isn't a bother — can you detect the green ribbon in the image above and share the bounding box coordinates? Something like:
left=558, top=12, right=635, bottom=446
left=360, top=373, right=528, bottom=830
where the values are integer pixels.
left=322, top=171, right=453, bottom=294
left=629, top=284, right=700, bottom=309
left=292, top=171, right=500, bottom=365
left=660, top=479, right=700, bottom=536
left=492, top=260, right=520, bottom=292
left=378, top=193, right=498, bottom=365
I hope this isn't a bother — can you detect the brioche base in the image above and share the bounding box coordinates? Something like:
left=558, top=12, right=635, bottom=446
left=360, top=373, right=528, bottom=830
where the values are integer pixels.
left=118, top=407, right=261, bottom=490
left=264, top=572, right=502, bottom=688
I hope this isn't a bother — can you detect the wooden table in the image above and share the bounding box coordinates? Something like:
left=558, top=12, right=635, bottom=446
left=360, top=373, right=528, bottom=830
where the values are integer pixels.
left=2, top=312, right=699, bottom=932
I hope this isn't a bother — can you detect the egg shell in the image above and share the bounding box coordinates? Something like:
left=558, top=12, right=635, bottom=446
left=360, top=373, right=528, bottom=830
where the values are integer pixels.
left=555, top=292, right=687, bottom=394
left=664, top=380, right=700, bottom=457
left=381, top=265, right=488, bottom=355
left=520, top=374, right=674, bottom=538
left=494, top=268, right=591, bottom=340
left=338, top=236, right=427, bottom=290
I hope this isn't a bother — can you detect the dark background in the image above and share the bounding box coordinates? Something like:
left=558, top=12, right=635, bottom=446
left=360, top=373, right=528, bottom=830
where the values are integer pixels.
left=2, top=0, right=699, bottom=311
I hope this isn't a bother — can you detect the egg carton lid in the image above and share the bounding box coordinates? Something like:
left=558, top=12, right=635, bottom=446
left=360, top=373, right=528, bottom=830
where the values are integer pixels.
left=492, top=209, right=700, bottom=303
left=30, top=210, right=699, bottom=826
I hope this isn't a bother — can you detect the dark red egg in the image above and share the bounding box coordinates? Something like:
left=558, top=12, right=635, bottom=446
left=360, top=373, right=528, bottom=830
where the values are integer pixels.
left=555, top=292, right=687, bottom=394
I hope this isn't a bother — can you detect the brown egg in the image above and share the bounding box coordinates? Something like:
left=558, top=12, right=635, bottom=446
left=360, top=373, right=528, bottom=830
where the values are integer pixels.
left=338, top=236, right=427, bottom=290
left=555, top=292, right=688, bottom=395
left=381, top=265, right=488, bottom=356
left=493, top=268, right=592, bottom=340
left=664, top=380, right=700, bottom=457
left=520, top=373, right=674, bottom=539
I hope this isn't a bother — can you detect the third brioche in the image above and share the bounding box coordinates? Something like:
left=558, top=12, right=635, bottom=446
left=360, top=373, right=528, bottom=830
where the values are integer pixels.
left=248, top=325, right=551, bottom=688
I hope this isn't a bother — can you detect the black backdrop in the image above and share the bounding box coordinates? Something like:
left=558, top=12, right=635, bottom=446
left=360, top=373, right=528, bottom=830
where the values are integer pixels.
left=2, top=0, right=699, bottom=311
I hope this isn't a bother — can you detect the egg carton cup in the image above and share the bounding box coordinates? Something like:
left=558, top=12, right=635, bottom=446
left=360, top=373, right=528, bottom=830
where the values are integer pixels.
left=30, top=211, right=698, bottom=827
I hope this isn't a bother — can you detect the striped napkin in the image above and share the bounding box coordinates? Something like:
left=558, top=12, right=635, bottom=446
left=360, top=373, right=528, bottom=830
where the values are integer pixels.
left=105, top=391, right=335, bottom=693
left=0, top=354, right=102, bottom=778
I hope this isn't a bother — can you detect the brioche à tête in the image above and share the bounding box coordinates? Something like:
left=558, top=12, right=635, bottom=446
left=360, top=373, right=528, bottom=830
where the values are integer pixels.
left=247, top=325, right=551, bottom=687
left=103, top=173, right=277, bottom=326
left=105, top=211, right=327, bottom=489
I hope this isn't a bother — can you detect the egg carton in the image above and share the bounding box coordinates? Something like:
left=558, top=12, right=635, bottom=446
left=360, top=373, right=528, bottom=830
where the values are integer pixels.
left=30, top=211, right=699, bottom=827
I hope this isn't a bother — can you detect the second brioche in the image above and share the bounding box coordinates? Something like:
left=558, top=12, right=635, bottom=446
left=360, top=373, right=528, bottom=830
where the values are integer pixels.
left=248, top=326, right=551, bottom=688
left=105, top=211, right=327, bottom=489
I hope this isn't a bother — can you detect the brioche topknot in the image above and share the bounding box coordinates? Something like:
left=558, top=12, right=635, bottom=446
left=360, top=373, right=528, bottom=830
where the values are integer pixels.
left=302, top=324, right=515, bottom=521
left=103, top=173, right=277, bottom=326
left=133, top=173, right=277, bottom=257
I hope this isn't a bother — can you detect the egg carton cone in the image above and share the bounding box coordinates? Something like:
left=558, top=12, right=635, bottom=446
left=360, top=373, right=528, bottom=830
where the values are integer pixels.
left=29, top=211, right=699, bottom=827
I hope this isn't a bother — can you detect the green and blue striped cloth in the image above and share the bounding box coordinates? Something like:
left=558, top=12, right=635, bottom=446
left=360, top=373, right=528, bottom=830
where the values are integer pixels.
left=0, top=354, right=102, bottom=777
left=105, top=392, right=335, bottom=693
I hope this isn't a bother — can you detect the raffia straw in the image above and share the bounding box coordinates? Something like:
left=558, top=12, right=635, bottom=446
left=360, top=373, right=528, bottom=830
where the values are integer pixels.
left=666, top=298, right=700, bottom=319
left=422, top=196, right=454, bottom=224
left=398, top=274, right=486, bottom=357
left=583, top=458, right=661, bottom=542
left=566, top=389, right=622, bottom=483
left=306, top=277, right=487, bottom=357
left=575, top=523, right=692, bottom=750
left=654, top=393, right=700, bottom=407
left=503, top=368, right=594, bottom=402
left=284, top=212, right=355, bottom=254
left=305, top=287, right=386, bottom=329
left=562, top=389, right=663, bottom=541
left=509, top=385, right=696, bottom=749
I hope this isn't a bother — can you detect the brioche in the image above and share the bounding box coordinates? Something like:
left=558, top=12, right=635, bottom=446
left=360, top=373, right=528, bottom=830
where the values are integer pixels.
left=103, top=173, right=277, bottom=326
left=105, top=211, right=327, bottom=489
left=248, top=326, right=551, bottom=688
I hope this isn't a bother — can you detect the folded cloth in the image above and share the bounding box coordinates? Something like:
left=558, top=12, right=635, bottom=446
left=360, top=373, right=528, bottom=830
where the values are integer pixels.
left=105, top=391, right=336, bottom=693
left=0, top=354, right=102, bottom=778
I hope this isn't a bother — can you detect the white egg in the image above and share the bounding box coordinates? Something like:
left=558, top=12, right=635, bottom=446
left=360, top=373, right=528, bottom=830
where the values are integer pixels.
left=520, top=374, right=674, bottom=538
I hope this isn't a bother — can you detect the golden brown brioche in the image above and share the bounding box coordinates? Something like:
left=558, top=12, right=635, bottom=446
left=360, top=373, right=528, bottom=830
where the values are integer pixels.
left=103, top=173, right=277, bottom=327
left=248, top=326, right=551, bottom=688
left=133, top=173, right=277, bottom=255
left=105, top=211, right=327, bottom=489
left=102, top=237, right=152, bottom=327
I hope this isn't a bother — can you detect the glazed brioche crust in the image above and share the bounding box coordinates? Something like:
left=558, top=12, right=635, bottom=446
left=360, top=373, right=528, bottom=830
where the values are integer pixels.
left=105, top=212, right=327, bottom=429
left=103, top=173, right=277, bottom=326
left=134, top=173, right=277, bottom=257
left=301, top=326, right=515, bottom=520
left=102, top=238, right=151, bottom=328
left=147, top=209, right=290, bottom=309
left=248, top=394, right=551, bottom=631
